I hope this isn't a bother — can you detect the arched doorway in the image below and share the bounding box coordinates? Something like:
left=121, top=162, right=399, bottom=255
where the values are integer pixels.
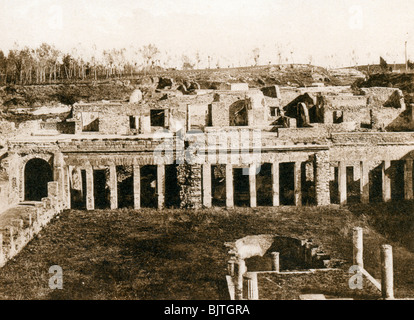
left=24, top=158, right=53, bottom=201
left=229, top=100, right=248, bottom=126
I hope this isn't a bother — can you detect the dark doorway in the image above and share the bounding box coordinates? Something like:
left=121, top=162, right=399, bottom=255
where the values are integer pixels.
left=280, top=163, right=295, bottom=205
left=165, top=164, right=180, bottom=208
left=24, top=158, right=53, bottom=201
left=229, top=100, right=248, bottom=126
left=330, top=167, right=339, bottom=204
left=347, top=166, right=360, bottom=203
left=117, top=166, right=134, bottom=209
left=302, top=162, right=316, bottom=206
left=212, top=165, right=226, bottom=207
left=141, top=165, right=157, bottom=208
left=391, top=161, right=404, bottom=200
left=369, top=165, right=383, bottom=202
left=71, top=169, right=86, bottom=209
left=257, top=163, right=272, bottom=206
left=234, top=168, right=250, bottom=207
left=94, top=170, right=110, bottom=209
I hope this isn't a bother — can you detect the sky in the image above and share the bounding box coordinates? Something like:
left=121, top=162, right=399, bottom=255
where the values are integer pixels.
left=0, top=0, right=413, bottom=68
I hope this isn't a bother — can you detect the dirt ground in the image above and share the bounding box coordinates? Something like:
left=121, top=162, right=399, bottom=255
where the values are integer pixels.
left=0, top=203, right=412, bottom=300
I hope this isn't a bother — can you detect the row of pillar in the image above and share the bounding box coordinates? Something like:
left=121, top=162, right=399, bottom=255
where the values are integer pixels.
left=338, top=160, right=414, bottom=205
left=202, top=162, right=303, bottom=208
left=84, top=164, right=166, bottom=211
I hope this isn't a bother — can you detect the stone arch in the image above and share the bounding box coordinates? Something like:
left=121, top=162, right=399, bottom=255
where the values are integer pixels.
left=24, top=157, right=53, bottom=201
left=229, top=100, right=248, bottom=126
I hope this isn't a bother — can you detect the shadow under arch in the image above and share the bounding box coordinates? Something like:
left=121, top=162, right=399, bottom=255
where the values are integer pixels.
left=24, top=158, right=53, bottom=201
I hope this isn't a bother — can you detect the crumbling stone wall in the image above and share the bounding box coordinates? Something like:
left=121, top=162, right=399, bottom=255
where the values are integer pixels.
left=177, top=163, right=202, bottom=209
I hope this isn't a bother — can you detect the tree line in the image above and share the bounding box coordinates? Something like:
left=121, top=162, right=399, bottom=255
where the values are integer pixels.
left=0, top=43, right=162, bottom=85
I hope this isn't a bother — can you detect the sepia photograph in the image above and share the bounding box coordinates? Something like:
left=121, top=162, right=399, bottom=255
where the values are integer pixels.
left=0, top=0, right=412, bottom=308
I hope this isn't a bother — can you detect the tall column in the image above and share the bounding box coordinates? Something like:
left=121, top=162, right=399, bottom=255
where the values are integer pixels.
left=338, top=162, right=347, bottom=205
left=294, top=161, right=302, bottom=206
left=272, top=162, right=280, bottom=206
left=382, top=160, right=391, bottom=202
left=249, top=164, right=257, bottom=208
left=157, top=164, right=165, bottom=209
left=202, top=164, right=212, bottom=208
left=226, top=164, right=234, bottom=208
left=53, top=152, right=65, bottom=209
left=63, top=165, right=71, bottom=209
left=381, top=245, right=394, bottom=300
left=404, top=160, right=413, bottom=200
left=109, top=164, right=118, bottom=210
left=85, top=165, right=94, bottom=210
left=360, top=161, right=369, bottom=204
left=133, top=165, right=140, bottom=209
left=353, top=227, right=364, bottom=268
left=314, top=151, right=331, bottom=206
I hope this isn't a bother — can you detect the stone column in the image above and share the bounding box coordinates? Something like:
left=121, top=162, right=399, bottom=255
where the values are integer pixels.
left=157, top=164, right=165, bottom=209
left=382, top=160, right=391, bottom=202
left=85, top=164, right=94, bottom=211
left=226, top=164, right=234, bottom=208
left=202, top=164, right=212, bottom=208
left=249, top=164, right=257, bottom=208
left=271, top=252, right=280, bottom=272
left=338, top=162, right=347, bottom=205
left=360, top=161, right=369, bottom=204
left=272, top=162, right=280, bottom=206
left=294, top=161, right=302, bottom=206
left=53, top=152, right=65, bottom=209
left=244, top=272, right=259, bottom=300
left=353, top=227, right=363, bottom=269
left=133, top=165, right=141, bottom=209
left=109, top=164, right=118, bottom=210
left=404, top=160, right=413, bottom=200
left=235, top=259, right=246, bottom=300
left=314, top=151, right=331, bottom=206
left=381, top=245, right=394, bottom=300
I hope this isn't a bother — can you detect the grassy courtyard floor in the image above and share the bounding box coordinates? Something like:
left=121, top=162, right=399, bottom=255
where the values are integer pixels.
left=0, top=203, right=412, bottom=300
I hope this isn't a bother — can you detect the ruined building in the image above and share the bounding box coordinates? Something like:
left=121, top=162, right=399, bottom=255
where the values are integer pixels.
left=1, top=82, right=414, bottom=211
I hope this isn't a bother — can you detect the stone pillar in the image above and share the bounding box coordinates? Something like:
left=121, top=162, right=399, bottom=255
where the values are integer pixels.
left=382, top=161, right=391, bottom=202
left=47, top=181, right=59, bottom=209
left=109, top=164, right=118, bottom=210
left=226, top=164, right=234, bottom=208
left=294, top=161, right=302, bottom=206
left=157, top=164, right=165, bottom=209
left=202, top=164, right=212, bottom=208
left=53, top=152, right=65, bottom=209
left=381, top=245, right=394, bottom=300
left=314, top=151, right=331, bottom=206
left=360, top=161, right=369, bottom=204
left=404, top=160, right=413, bottom=200
left=133, top=165, right=141, bottom=209
left=353, top=227, right=363, bottom=269
left=338, top=162, right=347, bottom=205
left=249, top=164, right=257, bottom=208
left=271, top=252, right=280, bottom=272
left=64, top=166, right=71, bottom=209
left=272, top=162, right=280, bottom=206
left=244, top=272, right=259, bottom=300
left=227, top=259, right=235, bottom=277
left=86, top=165, right=94, bottom=211
left=235, top=259, right=246, bottom=300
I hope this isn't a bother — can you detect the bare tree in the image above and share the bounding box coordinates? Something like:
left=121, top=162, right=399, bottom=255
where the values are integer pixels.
left=140, top=44, right=160, bottom=75
left=252, top=47, right=260, bottom=66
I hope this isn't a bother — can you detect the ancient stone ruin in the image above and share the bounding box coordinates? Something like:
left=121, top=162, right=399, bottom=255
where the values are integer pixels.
left=1, top=82, right=414, bottom=212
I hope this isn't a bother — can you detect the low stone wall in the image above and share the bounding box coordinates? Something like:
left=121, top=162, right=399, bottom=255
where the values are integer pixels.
left=0, top=181, right=62, bottom=268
